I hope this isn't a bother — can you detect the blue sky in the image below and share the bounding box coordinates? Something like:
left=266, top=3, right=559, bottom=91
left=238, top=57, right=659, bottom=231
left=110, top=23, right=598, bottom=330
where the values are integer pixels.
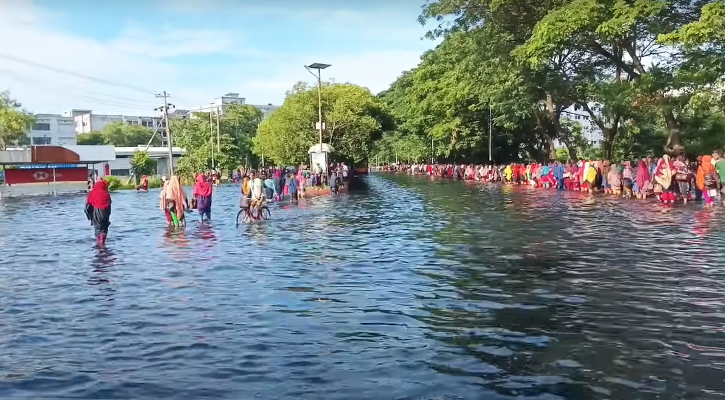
left=0, top=0, right=439, bottom=115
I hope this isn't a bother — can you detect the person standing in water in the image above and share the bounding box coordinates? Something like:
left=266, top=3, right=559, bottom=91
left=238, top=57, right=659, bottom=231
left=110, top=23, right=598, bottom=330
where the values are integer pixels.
left=288, top=172, right=299, bottom=202
left=85, top=179, right=112, bottom=244
left=161, top=175, right=188, bottom=226
left=193, top=173, right=213, bottom=221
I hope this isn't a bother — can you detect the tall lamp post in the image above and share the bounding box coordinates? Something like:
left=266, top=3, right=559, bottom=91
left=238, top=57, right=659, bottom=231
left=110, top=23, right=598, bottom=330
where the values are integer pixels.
left=304, top=63, right=331, bottom=151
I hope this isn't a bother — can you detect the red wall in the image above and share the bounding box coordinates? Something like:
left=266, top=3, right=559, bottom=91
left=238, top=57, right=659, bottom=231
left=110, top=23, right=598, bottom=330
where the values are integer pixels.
left=5, top=168, right=89, bottom=184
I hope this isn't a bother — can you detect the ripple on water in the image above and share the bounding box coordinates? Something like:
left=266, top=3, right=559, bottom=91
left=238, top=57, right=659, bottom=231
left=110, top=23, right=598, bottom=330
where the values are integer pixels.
left=0, top=177, right=724, bottom=399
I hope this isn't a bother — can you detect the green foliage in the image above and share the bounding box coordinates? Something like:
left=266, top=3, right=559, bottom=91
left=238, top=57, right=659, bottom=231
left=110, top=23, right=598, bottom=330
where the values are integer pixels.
left=129, top=151, right=157, bottom=179
left=105, top=175, right=163, bottom=191
left=253, top=82, right=390, bottom=165
left=375, top=0, right=725, bottom=163
left=0, top=91, right=34, bottom=149
left=77, top=122, right=161, bottom=147
left=104, top=176, right=122, bottom=191
left=76, top=132, right=105, bottom=145
left=170, top=104, right=263, bottom=178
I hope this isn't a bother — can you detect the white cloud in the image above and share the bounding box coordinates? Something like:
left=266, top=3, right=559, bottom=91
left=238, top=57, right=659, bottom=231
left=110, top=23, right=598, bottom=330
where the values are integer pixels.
left=110, top=26, right=239, bottom=59
left=0, top=0, right=436, bottom=117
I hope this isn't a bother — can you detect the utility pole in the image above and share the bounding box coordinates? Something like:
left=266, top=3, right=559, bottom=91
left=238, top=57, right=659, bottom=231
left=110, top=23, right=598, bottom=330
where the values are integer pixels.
left=155, top=91, right=174, bottom=176
left=215, top=105, right=221, bottom=164
left=209, top=105, right=215, bottom=170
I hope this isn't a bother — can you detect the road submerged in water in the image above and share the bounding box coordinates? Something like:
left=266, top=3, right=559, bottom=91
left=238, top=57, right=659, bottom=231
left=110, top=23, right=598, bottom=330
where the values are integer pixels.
left=0, top=173, right=724, bottom=400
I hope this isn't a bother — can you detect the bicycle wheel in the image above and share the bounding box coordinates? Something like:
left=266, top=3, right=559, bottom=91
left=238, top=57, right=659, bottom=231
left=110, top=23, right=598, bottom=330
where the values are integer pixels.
left=262, top=207, right=271, bottom=219
left=249, top=206, right=261, bottom=220
left=236, top=209, right=245, bottom=226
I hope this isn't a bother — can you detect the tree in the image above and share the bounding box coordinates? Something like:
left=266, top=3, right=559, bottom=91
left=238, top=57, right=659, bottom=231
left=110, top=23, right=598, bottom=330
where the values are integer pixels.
left=0, top=91, right=34, bottom=149
left=253, top=82, right=391, bottom=166
left=100, top=122, right=161, bottom=147
left=76, top=132, right=106, bottom=145
left=76, top=122, right=161, bottom=147
left=170, top=104, right=263, bottom=177
left=372, top=0, right=725, bottom=163
left=129, top=151, right=157, bottom=181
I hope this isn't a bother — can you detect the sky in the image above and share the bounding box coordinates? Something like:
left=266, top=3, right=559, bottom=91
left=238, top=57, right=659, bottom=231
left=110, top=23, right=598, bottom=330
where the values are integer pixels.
left=0, top=0, right=439, bottom=116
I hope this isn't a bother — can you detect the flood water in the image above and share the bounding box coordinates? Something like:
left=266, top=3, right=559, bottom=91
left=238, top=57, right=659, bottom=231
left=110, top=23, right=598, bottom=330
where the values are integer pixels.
left=1, top=173, right=724, bottom=400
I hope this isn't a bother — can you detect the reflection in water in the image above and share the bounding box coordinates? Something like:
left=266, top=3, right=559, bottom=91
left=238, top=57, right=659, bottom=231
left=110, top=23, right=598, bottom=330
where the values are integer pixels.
left=88, top=246, right=117, bottom=286
left=0, top=178, right=724, bottom=399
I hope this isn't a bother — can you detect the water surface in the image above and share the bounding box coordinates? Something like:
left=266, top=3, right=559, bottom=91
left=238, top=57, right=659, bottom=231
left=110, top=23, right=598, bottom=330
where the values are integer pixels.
left=1, top=174, right=724, bottom=399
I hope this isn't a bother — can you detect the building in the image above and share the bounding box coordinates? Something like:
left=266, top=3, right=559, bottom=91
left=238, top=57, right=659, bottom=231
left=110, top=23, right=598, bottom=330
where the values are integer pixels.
left=108, top=146, right=186, bottom=178
left=0, top=145, right=115, bottom=198
left=28, top=114, right=78, bottom=146
left=561, top=103, right=604, bottom=146
left=66, top=109, right=169, bottom=146
left=184, top=93, right=279, bottom=120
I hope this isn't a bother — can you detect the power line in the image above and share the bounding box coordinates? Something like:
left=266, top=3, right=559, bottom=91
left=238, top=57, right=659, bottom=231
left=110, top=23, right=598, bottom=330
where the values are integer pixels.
left=0, top=68, right=158, bottom=111
left=0, top=53, right=156, bottom=95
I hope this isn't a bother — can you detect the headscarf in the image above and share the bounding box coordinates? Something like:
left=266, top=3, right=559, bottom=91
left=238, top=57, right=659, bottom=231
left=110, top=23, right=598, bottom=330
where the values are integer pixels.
left=654, top=155, right=673, bottom=190
left=193, top=174, right=212, bottom=197
left=165, top=175, right=186, bottom=215
left=607, top=164, right=621, bottom=187
left=636, top=159, right=650, bottom=186
left=86, top=179, right=111, bottom=209
left=696, top=155, right=714, bottom=190
left=159, top=180, right=169, bottom=210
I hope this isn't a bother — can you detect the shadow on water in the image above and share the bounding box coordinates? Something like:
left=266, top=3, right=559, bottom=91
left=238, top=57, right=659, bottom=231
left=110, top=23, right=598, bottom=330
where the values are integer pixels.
left=0, top=176, right=724, bottom=399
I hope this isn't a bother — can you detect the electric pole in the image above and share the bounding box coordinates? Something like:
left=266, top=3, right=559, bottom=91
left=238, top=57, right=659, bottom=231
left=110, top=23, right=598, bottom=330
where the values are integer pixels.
left=155, top=91, right=175, bottom=176
left=209, top=105, right=214, bottom=170
left=489, top=100, right=493, bottom=164
left=215, top=105, right=221, bottom=169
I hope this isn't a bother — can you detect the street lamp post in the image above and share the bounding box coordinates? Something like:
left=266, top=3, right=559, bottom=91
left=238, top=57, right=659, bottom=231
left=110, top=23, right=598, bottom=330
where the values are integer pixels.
left=489, top=100, right=493, bottom=163
left=304, top=63, right=331, bottom=151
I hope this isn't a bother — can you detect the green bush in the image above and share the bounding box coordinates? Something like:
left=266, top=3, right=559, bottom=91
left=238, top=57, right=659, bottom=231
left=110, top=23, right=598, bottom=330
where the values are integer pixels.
left=104, top=176, right=122, bottom=191
left=148, top=177, right=163, bottom=188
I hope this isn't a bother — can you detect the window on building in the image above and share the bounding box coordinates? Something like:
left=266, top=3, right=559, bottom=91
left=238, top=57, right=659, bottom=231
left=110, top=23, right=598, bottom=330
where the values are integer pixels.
left=32, top=123, right=51, bottom=131
left=32, top=137, right=52, bottom=145
left=110, top=169, right=130, bottom=176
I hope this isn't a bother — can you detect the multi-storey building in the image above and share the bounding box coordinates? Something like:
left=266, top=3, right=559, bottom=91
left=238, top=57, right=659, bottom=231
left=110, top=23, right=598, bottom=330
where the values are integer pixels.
left=183, top=93, right=279, bottom=120
left=65, top=109, right=169, bottom=146
left=28, top=114, right=77, bottom=146
left=561, top=103, right=605, bottom=146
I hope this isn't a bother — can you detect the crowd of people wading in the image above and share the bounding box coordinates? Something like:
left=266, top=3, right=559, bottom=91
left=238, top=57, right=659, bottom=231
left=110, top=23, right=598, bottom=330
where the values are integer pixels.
left=382, top=150, right=725, bottom=207
left=84, top=162, right=352, bottom=244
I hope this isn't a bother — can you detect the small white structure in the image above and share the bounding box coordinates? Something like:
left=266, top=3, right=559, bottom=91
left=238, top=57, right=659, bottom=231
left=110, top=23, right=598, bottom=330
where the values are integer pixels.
left=308, top=143, right=333, bottom=174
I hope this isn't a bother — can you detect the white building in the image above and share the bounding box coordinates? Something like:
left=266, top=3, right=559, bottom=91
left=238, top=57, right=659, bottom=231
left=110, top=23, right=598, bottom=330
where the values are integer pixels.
left=561, top=103, right=604, bottom=146
left=184, top=93, right=279, bottom=120
left=65, top=109, right=169, bottom=146
left=28, top=114, right=78, bottom=146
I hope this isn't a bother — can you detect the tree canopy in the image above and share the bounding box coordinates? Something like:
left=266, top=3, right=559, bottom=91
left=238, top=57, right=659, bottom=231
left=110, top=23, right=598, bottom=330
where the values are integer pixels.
left=374, top=0, right=725, bottom=163
left=170, top=103, right=263, bottom=177
left=0, top=91, right=34, bottom=150
left=77, top=121, right=162, bottom=147
left=253, top=82, right=392, bottom=166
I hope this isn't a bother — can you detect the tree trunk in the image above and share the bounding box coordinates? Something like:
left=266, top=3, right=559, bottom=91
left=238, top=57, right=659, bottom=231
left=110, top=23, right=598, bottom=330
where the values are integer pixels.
left=625, top=44, right=685, bottom=155
left=535, top=113, right=558, bottom=161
